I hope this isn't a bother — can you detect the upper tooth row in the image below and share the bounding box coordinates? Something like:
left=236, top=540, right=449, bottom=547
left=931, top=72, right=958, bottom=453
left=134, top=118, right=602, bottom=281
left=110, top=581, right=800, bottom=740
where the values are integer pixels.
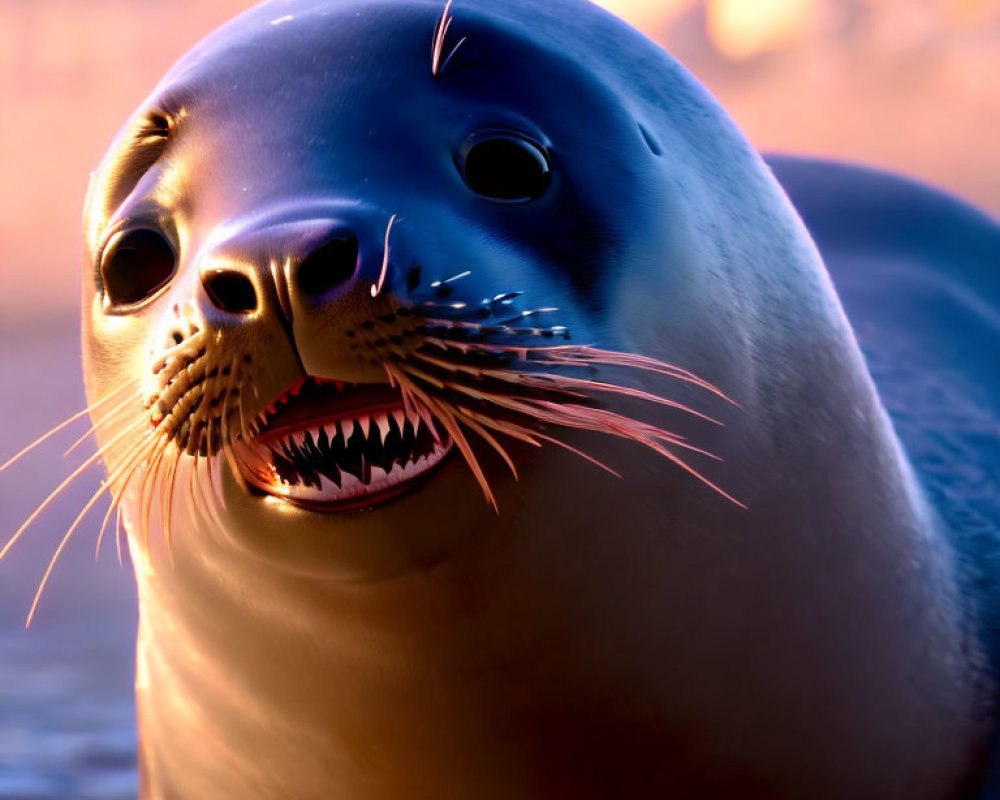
left=287, top=409, right=423, bottom=449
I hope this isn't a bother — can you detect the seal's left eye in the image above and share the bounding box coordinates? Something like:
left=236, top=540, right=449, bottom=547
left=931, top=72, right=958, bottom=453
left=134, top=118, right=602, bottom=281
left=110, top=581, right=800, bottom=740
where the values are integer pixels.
left=101, top=228, right=177, bottom=308
left=460, top=133, right=552, bottom=202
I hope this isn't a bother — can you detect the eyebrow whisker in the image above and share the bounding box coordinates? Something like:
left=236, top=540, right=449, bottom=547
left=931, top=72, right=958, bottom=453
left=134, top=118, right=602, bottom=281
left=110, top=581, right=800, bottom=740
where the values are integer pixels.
left=439, top=36, right=467, bottom=76
left=431, top=0, right=456, bottom=78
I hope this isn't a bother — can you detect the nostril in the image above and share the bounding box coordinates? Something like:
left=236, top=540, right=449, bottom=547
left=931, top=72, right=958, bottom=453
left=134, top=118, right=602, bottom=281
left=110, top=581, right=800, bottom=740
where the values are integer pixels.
left=296, top=235, right=359, bottom=298
left=203, top=270, right=258, bottom=314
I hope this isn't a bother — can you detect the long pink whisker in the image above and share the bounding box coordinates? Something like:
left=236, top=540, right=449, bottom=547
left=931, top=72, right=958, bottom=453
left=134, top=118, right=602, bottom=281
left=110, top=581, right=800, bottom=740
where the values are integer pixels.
left=386, top=364, right=497, bottom=511
left=456, top=405, right=619, bottom=477
left=191, top=450, right=221, bottom=532
left=115, top=508, right=125, bottom=567
left=453, top=411, right=518, bottom=479
left=0, top=420, right=148, bottom=561
left=421, top=335, right=733, bottom=402
left=160, top=445, right=182, bottom=563
left=26, top=431, right=156, bottom=628
left=0, top=380, right=140, bottom=473
left=455, top=407, right=543, bottom=448
left=62, top=389, right=144, bottom=458
left=94, top=490, right=120, bottom=562
left=95, top=439, right=160, bottom=560
left=399, top=363, right=686, bottom=442
left=638, top=438, right=747, bottom=509
left=411, top=350, right=720, bottom=424
left=396, top=361, right=743, bottom=506
left=140, top=436, right=173, bottom=551
left=185, top=451, right=209, bottom=532
left=530, top=431, right=622, bottom=479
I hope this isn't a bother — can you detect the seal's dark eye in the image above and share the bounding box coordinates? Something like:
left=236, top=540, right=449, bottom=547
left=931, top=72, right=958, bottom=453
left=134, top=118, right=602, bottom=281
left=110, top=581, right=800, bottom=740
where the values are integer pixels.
left=101, top=228, right=177, bottom=308
left=460, top=133, right=552, bottom=202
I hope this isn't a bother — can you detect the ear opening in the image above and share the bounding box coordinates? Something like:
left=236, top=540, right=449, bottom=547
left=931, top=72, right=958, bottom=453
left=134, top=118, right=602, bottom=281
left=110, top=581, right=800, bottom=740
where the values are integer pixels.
left=638, top=123, right=664, bottom=157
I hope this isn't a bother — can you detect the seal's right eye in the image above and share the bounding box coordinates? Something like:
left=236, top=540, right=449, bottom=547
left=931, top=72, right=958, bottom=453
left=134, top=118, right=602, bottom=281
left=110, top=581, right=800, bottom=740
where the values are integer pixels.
left=459, top=132, right=552, bottom=203
left=100, top=228, right=177, bottom=308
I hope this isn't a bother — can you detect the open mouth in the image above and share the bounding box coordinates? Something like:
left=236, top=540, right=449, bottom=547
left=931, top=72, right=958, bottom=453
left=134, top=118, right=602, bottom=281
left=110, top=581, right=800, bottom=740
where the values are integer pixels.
left=238, top=377, right=454, bottom=512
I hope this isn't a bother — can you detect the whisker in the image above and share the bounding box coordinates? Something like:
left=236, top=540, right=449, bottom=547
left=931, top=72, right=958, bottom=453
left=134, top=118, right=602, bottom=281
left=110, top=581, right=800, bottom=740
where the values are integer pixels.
left=94, top=487, right=119, bottom=562
left=412, top=351, right=721, bottom=424
left=386, top=364, right=497, bottom=511
left=220, top=380, right=249, bottom=501
left=394, top=355, right=744, bottom=506
left=453, top=410, right=518, bottom=479
left=140, top=437, right=172, bottom=550
left=542, top=347, right=734, bottom=403
left=0, top=420, right=147, bottom=561
left=25, top=432, right=155, bottom=628
left=62, top=388, right=144, bottom=458
left=187, top=450, right=210, bottom=530
left=636, top=437, right=746, bottom=509
left=185, top=451, right=201, bottom=532
left=95, top=433, right=162, bottom=561
left=203, top=381, right=222, bottom=511
left=160, top=444, right=182, bottom=560
left=531, top=431, right=622, bottom=479
left=188, top=448, right=226, bottom=534
left=454, top=406, right=542, bottom=448
left=370, top=214, right=398, bottom=298
left=202, top=453, right=228, bottom=532
left=431, top=0, right=455, bottom=77
left=420, top=336, right=730, bottom=400
left=115, top=507, right=124, bottom=567
left=0, top=380, right=139, bottom=473
left=214, top=357, right=244, bottom=501
left=150, top=328, right=208, bottom=374
left=233, top=365, right=251, bottom=443
left=439, top=35, right=467, bottom=75
left=388, top=365, right=442, bottom=443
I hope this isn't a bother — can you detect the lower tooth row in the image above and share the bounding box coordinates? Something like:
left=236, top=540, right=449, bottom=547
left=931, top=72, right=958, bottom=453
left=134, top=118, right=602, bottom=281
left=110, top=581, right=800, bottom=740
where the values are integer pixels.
left=281, top=446, right=448, bottom=501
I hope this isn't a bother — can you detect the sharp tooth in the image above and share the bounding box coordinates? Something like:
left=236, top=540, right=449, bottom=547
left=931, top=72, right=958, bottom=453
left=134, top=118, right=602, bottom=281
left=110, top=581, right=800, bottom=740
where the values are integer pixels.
left=392, top=410, right=406, bottom=430
left=416, top=408, right=439, bottom=442
left=358, top=415, right=371, bottom=438
left=375, top=413, right=390, bottom=442
left=369, top=465, right=388, bottom=485
left=344, top=419, right=357, bottom=440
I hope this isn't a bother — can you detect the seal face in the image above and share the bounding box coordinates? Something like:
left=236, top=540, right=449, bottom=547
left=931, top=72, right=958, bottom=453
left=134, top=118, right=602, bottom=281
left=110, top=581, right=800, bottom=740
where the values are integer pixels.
left=81, top=0, right=748, bottom=546
left=56, top=0, right=999, bottom=798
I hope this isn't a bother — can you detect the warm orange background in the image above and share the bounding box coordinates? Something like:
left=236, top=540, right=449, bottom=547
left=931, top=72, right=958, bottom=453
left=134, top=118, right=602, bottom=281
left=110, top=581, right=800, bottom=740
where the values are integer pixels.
left=1, top=0, right=997, bottom=318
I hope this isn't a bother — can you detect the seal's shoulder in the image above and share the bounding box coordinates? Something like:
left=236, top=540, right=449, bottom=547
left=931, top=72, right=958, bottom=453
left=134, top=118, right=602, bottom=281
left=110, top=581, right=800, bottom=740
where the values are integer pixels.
left=770, top=153, right=1000, bottom=686
left=768, top=154, right=996, bottom=285
left=767, top=154, right=998, bottom=414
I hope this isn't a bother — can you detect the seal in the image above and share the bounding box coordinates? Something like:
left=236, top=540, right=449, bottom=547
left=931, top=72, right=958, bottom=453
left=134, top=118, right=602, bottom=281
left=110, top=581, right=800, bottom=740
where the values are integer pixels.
left=10, top=0, right=997, bottom=797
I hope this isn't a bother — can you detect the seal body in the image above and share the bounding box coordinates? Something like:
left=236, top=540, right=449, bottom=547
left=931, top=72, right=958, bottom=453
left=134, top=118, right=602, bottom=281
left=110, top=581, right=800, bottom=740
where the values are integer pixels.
left=79, top=1, right=998, bottom=798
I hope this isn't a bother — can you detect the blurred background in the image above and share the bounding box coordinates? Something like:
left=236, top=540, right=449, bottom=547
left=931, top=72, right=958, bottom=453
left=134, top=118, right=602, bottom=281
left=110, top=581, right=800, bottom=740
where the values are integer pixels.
left=0, top=1, right=997, bottom=797
left=1, top=0, right=998, bottom=317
